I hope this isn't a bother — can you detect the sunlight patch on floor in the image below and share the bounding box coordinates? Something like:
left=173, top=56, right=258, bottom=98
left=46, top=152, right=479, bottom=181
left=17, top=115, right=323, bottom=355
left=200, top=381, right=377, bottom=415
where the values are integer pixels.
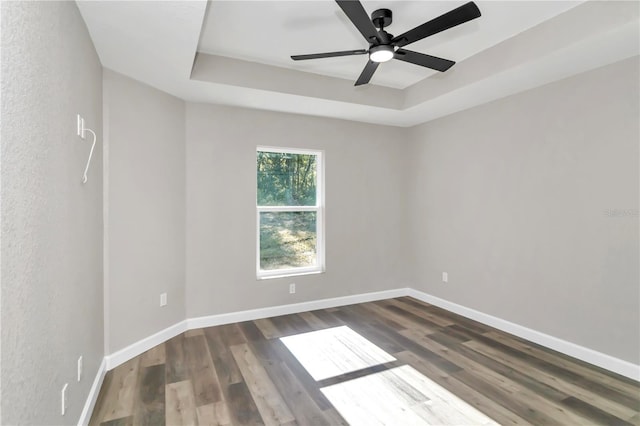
left=279, top=325, right=396, bottom=380
left=321, top=365, right=499, bottom=426
left=281, top=325, right=499, bottom=425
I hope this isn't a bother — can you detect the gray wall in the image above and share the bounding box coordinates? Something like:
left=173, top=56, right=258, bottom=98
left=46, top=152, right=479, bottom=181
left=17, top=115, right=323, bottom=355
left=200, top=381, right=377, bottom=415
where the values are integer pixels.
left=0, top=5, right=636, bottom=424
left=1, top=2, right=103, bottom=424
left=185, top=103, right=409, bottom=318
left=407, top=57, right=640, bottom=364
left=103, top=70, right=186, bottom=353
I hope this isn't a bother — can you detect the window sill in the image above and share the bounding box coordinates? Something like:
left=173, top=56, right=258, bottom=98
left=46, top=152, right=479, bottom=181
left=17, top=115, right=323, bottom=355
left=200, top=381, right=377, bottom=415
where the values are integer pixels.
left=257, top=269, right=325, bottom=281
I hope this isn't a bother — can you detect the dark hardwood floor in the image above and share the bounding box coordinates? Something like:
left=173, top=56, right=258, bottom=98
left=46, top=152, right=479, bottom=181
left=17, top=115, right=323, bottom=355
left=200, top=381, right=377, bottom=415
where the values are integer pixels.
left=89, top=297, right=640, bottom=425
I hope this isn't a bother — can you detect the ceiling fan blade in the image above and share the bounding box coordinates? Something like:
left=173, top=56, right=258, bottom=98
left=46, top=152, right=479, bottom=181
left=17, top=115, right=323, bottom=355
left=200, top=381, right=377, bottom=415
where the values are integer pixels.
left=291, top=49, right=367, bottom=61
left=392, top=2, right=481, bottom=48
left=354, top=60, right=379, bottom=86
left=336, top=0, right=381, bottom=44
left=394, top=49, right=455, bottom=72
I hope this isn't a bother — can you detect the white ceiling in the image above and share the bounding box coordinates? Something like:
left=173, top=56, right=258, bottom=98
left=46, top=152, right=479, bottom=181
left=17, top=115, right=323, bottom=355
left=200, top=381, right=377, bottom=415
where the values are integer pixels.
left=77, top=1, right=640, bottom=127
left=198, top=1, right=581, bottom=89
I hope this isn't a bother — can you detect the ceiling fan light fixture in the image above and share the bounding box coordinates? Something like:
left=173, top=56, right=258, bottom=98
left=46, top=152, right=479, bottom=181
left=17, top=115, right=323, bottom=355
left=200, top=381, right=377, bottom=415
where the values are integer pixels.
left=369, top=45, right=394, bottom=63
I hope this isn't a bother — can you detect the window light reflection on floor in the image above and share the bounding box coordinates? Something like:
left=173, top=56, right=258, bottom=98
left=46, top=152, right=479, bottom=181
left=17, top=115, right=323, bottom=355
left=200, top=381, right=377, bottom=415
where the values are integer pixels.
left=280, top=325, right=396, bottom=381
left=280, top=326, right=498, bottom=426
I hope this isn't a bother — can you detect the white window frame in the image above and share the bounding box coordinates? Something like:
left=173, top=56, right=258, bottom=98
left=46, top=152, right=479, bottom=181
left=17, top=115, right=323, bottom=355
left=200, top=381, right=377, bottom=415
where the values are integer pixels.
left=256, top=146, right=325, bottom=280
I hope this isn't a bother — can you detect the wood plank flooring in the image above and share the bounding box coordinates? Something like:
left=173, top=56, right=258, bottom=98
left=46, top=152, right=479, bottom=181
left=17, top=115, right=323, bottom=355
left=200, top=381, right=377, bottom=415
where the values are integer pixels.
left=89, top=297, right=640, bottom=425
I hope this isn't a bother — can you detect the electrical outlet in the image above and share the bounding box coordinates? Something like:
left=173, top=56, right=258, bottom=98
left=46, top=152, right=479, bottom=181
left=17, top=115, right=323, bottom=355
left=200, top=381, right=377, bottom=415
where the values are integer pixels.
left=77, top=356, right=83, bottom=382
left=160, top=292, right=167, bottom=307
left=442, top=272, right=448, bottom=283
left=61, top=383, right=68, bottom=415
left=289, top=283, right=296, bottom=294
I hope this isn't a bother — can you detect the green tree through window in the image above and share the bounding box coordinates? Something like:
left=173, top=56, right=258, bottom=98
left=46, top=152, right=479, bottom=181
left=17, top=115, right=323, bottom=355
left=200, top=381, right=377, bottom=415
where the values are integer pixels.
left=257, top=148, right=324, bottom=277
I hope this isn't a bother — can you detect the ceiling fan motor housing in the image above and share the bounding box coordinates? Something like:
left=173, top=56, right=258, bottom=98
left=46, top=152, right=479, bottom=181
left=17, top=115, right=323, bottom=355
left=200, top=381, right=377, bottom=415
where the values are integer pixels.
left=371, top=9, right=392, bottom=30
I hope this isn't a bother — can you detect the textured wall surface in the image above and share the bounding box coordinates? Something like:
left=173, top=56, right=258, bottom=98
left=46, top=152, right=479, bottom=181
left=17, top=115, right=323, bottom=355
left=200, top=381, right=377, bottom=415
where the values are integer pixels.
left=104, top=70, right=185, bottom=353
left=407, top=57, right=639, bottom=364
left=1, top=2, right=103, bottom=424
left=185, top=103, right=410, bottom=318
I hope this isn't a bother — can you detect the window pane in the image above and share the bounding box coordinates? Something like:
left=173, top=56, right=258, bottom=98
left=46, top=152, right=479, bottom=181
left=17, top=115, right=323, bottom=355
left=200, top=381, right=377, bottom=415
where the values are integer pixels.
left=257, top=152, right=317, bottom=206
left=260, top=211, right=317, bottom=270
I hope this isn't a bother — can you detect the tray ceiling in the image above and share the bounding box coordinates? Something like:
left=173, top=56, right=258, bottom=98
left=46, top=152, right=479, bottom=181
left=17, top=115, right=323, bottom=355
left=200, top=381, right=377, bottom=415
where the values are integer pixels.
left=77, top=0, right=639, bottom=127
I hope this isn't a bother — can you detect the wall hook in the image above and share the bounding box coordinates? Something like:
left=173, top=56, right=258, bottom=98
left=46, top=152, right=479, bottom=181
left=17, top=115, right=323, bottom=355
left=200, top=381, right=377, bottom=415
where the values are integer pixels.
left=82, top=128, right=96, bottom=184
left=77, top=114, right=97, bottom=184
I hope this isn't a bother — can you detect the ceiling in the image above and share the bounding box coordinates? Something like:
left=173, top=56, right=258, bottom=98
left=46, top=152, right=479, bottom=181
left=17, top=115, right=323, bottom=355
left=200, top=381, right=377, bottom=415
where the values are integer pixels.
left=198, top=1, right=580, bottom=90
left=77, top=1, right=639, bottom=127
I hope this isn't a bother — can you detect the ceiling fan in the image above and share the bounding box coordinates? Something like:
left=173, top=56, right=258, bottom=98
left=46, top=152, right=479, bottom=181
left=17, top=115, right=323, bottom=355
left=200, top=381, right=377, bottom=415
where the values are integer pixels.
left=291, top=1, right=481, bottom=86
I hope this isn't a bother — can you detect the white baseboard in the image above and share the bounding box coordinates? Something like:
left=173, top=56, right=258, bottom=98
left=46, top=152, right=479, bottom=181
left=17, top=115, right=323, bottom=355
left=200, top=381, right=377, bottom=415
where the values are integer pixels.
left=407, top=289, right=640, bottom=381
left=98, top=286, right=639, bottom=383
left=106, top=288, right=408, bottom=371
left=105, top=320, right=187, bottom=370
left=77, top=357, right=107, bottom=426
left=187, top=288, right=409, bottom=330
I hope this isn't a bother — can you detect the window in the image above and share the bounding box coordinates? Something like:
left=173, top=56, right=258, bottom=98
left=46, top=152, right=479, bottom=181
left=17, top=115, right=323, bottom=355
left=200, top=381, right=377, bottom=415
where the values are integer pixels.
left=257, top=147, right=324, bottom=279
